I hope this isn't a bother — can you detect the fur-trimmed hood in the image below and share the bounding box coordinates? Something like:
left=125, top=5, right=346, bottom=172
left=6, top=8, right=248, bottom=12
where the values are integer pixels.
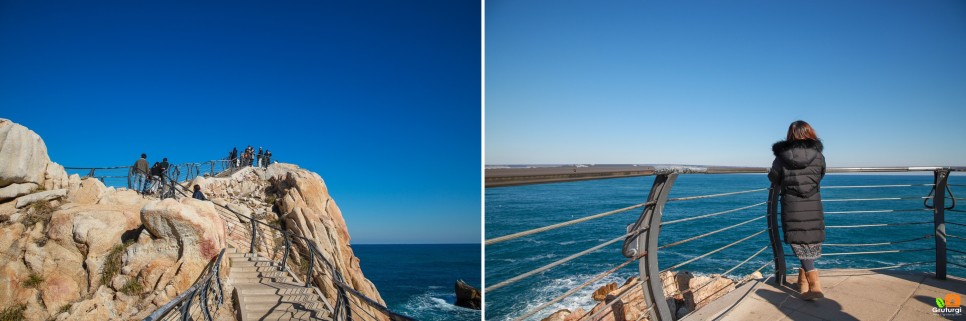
left=772, top=139, right=823, bottom=169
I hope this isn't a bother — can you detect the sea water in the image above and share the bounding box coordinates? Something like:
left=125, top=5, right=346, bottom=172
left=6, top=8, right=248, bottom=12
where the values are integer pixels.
left=354, top=244, right=482, bottom=321
left=485, top=174, right=966, bottom=321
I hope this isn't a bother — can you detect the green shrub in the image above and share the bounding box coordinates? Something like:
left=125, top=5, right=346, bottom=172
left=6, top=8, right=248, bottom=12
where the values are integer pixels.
left=22, top=273, right=43, bottom=288
left=0, top=304, right=25, bottom=321
left=24, top=200, right=54, bottom=229
left=119, top=277, right=144, bottom=296
left=101, top=242, right=132, bottom=286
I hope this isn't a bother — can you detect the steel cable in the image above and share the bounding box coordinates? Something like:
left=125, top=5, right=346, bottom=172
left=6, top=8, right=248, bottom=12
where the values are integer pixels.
left=486, top=202, right=649, bottom=245
left=486, top=227, right=648, bottom=292
left=661, top=229, right=767, bottom=273
left=661, top=202, right=766, bottom=226
left=667, top=188, right=768, bottom=202
left=826, top=221, right=932, bottom=228
left=823, top=235, right=932, bottom=247
left=659, top=216, right=765, bottom=250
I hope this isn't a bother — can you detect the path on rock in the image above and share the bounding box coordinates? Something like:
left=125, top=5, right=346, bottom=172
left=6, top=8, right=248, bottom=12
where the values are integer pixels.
left=227, top=248, right=334, bottom=321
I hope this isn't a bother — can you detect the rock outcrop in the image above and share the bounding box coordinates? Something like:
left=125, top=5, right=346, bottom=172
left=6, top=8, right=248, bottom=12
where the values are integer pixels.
left=0, top=118, right=387, bottom=321
left=0, top=119, right=231, bottom=320
left=542, top=270, right=759, bottom=321
left=455, top=279, right=482, bottom=310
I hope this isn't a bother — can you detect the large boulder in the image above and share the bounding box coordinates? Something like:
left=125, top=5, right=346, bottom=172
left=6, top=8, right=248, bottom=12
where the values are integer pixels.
left=0, top=119, right=51, bottom=191
left=0, top=182, right=39, bottom=202
left=15, top=189, right=67, bottom=209
left=269, top=163, right=387, bottom=319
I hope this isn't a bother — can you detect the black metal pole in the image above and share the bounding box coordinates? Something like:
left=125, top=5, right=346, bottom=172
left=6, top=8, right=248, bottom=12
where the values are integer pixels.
left=636, top=173, right=677, bottom=321
left=306, top=249, right=315, bottom=288
left=935, top=169, right=949, bottom=280
left=250, top=219, right=257, bottom=254
left=767, top=185, right=787, bottom=285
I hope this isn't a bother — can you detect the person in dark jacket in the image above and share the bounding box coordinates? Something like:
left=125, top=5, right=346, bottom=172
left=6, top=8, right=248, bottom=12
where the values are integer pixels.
left=768, top=120, right=826, bottom=301
left=160, top=158, right=170, bottom=179
left=263, top=150, right=272, bottom=168
left=192, top=184, right=207, bottom=201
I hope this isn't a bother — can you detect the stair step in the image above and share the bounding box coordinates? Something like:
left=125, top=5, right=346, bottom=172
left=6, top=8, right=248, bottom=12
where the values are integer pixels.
left=240, top=301, right=327, bottom=314
left=246, top=309, right=329, bottom=321
left=235, top=282, right=316, bottom=296
left=239, top=293, right=321, bottom=304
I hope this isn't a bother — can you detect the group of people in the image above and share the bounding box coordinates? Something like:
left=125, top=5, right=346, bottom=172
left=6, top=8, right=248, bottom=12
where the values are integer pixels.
left=132, top=153, right=209, bottom=200
left=228, top=146, right=272, bottom=168
left=132, top=153, right=171, bottom=195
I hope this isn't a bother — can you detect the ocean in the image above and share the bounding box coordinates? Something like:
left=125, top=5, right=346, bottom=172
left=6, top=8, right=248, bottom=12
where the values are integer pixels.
left=485, top=173, right=966, bottom=321
left=353, top=244, right=482, bottom=321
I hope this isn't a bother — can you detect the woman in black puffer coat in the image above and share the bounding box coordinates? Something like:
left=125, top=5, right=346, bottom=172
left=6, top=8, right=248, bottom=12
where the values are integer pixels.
left=768, top=120, right=826, bottom=301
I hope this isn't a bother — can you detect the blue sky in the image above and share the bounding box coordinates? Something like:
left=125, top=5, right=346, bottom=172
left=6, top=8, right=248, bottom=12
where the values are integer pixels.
left=0, top=0, right=480, bottom=244
left=486, top=0, right=966, bottom=167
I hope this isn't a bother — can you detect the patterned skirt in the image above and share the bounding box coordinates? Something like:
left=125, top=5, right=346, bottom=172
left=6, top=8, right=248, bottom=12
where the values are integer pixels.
left=790, top=243, right=822, bottom=260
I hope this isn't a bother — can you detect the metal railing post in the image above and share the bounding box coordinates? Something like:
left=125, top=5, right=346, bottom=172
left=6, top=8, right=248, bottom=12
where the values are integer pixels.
left=766, top=185, right=787, bottom=285
left=934, top=169, right=949, bottom=280
left=627, top=173, right=677, bottom=321
left=306, top=248, right=315, bottom=288
left=280, top=234, right=291, bottom=272
left=250, top=219, right=257, bottom=254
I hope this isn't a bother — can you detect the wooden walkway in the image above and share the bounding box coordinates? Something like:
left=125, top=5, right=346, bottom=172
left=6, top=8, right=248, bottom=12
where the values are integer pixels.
left=682, top=269, right=966, bottom=321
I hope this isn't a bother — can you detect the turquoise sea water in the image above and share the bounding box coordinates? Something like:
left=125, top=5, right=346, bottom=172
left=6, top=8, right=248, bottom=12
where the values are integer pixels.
left=485, top=174, right=966, bottom=321
left=353, top=244, right=482, bottom=321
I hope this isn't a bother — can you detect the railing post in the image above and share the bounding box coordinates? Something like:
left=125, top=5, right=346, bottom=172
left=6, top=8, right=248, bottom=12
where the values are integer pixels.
left=280, top=234, right=291, bottom=272
left=766, top=185, right=787, bottom=285
left=934, top=169, right=949, bottom=280
left=250, top=219, right=257, bottom=254
left=306, top=247, right=315, bottom=288
left=624, top=173, right=677, bottom=321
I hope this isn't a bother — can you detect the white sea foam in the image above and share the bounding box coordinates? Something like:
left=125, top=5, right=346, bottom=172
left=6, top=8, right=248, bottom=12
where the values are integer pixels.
left=399, top=288, right=480, bottom=321
left=501, top=272, right=632, bottom=321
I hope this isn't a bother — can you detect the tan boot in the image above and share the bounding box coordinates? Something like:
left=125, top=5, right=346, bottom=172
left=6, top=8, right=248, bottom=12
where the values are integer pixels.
left=797, top=268, right=809, bottom=295
left=803, top=269, right=824, bottom=300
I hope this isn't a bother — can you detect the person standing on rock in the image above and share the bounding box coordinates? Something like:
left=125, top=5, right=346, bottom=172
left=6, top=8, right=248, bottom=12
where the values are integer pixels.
left=257, top=147, right=263, bottom=167
left=192, top=184, right=207, bottom=201
left=133, top=153, right=149, bottom=194
left=263, top=150, right=271, bottom=168
left=160, top=157, right=170, bottom=181
left=768, top=120, right=826, bottom=301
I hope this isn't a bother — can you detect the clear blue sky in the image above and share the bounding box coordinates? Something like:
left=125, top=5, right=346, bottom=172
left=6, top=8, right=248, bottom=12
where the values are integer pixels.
left=0, top=0, right=480, bottom=244
left=486, top=0, right=966, bottom=167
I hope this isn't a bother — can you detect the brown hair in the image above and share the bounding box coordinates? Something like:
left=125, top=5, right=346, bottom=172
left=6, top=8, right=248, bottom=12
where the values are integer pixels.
left=786, top=120, right=818, bottom=141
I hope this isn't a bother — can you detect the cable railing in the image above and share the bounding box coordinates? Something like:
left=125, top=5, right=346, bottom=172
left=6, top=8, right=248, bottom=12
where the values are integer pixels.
left=145, top=167, right=414, bottom=321
left=484, top=165, right=965, bottom=321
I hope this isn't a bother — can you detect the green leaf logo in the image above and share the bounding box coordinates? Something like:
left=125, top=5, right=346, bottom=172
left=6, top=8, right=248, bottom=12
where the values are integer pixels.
left=937, top=298, right=946, bottom=308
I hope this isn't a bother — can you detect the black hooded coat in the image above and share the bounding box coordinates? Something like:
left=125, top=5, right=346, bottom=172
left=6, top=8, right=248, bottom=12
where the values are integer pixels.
left=768, top=139, right=826, bottom=244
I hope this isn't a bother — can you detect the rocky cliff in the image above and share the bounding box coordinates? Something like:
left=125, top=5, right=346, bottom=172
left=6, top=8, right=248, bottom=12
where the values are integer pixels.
left=0, top=118, right=386, bottom=320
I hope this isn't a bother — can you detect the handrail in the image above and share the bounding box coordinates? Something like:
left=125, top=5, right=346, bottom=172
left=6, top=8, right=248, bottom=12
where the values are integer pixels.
left=485, top=165, right=963, bottom=188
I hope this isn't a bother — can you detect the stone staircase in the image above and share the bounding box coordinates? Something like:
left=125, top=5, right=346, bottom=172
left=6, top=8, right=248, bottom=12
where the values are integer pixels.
left=227, top=248, right=334, bottom=321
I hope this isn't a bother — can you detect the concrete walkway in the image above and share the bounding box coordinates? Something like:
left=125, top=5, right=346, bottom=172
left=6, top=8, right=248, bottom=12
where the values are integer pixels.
left=683, top=269, right=966, bottom=321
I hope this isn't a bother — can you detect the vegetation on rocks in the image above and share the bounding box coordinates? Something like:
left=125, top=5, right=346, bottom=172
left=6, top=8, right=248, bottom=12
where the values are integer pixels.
left=119, top=277, right=144, bottom=296
left=22, top=273, right=44, bottom=288
left=24, top=199, right=54, bottom=228
left=0, top=305, right=25, bottom=321
left=101, top=241, right=133, bottom=286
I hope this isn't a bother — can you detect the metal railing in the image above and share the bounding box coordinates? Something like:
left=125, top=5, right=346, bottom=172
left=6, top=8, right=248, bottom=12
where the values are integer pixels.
left=145, top=166, right=413, bottom=321
left=485, top=165, right=965, bottom=321
left=143, top=249, right=228, bottom=321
